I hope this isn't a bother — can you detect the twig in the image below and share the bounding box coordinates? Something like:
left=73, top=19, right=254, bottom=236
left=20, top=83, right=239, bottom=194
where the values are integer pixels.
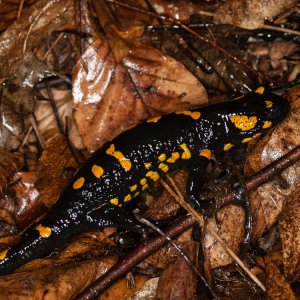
left=17, top=0, right=25, bottom=19
left=262, top=24, right=300, bottom=36
left=76, top=146, right=299, bottom=300
left=42, top=32, right=65, bottom=60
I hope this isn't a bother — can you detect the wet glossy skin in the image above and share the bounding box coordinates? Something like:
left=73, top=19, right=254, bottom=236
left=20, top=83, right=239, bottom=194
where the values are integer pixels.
left=0, top=88, right=290, bottom=275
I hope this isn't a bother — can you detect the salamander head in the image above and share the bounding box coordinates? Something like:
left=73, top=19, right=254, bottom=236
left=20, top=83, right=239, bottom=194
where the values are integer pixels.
left=218, top=87, right=290, bottom=147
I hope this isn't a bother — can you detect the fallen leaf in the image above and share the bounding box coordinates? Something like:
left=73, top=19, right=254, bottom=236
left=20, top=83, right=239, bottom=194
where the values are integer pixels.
left=156, top=241, right=198, bottom=300
left=0, top=256, right=117, bottom=300
left=73, top=37, right=208, bottom=151
left=214, top=0, right=295, bottom=30
left=265, top=261, right=297, bottom=300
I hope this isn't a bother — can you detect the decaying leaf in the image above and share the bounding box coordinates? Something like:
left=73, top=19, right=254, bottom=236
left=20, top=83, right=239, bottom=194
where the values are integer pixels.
left=265, top=262, right=297, bottom=300
left=279, top=206, right=300, bottom=282
left=156, top=241, right=198, bottom=300
left=203, top=205, right=245, bottom=268
left=73, top=37, right=208, bottom=151
left=0, top=256, right=117, bottom=300
left=214, top=0, right=295, bottom=30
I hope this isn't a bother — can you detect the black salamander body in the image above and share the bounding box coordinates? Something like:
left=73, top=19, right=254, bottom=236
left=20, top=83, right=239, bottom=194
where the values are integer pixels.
left=0, top=87, right=290, bottom=275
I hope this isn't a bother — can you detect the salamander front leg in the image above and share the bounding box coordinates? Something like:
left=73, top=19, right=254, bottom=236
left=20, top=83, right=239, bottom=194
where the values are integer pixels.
left=186, top=156, right=215, bottom=215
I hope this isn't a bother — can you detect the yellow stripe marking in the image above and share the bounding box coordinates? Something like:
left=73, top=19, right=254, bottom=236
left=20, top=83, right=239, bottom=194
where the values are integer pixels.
left=230, top=115, right=258, bottom=131
left=144, top=162, right=152, bottom=169
left=142, top=184, right=149, bottom=191
left=124, top=194, right=132, bottom=202
left=92, top=165, right=104, bottom=178
left=130, top=184, right=137, bottom=192
left=255, top=86, right=264, bottom=94
left=0, top=249, right=9, bottom=260
left=199, top=149, right=212, bottom=160
left=106, top=144, right=132, bottom=172
left=134, top=192, right=140, bottom=198
left=110, top=198, right=118, bottom=205
left=242, top=137, right=252, bottom=143
left=140, top=178, right=147, bottom=185
left=265, top=101, right=273, bottom=108
left=147, top=116, right=161, bottom=123
left=73, top=177, right=85, bottom=189
left=158, top=153, right=166, bottom=161
left=146, top=171, right=160, bottom=182
left=36, top=224, right=52, bottom=238
left=176, top=111, right=201, bottom=120
left=263, top=121, right=272, bottom=129
left=180, top=143, right=191, bottom=159
left=224, top=143, right=234, bottom=151
left=253, top=133, right=262, bottom=139
left=167, top=152, right=180, bottom=163
left=158, top=163, right=169, bottom=172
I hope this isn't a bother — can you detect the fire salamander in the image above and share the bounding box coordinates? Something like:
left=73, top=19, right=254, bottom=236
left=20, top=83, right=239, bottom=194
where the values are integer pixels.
left=0, top=87, right=290, bottom=275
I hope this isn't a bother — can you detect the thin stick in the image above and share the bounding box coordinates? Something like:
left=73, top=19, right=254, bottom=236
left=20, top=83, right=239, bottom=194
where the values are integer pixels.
left=162, top=176, right=266, bottom=292
left=17, top=0, right=25, bottom=19
left=262, top=24, right=300, bottom=36
left=42, top=32, right=65, bottom=60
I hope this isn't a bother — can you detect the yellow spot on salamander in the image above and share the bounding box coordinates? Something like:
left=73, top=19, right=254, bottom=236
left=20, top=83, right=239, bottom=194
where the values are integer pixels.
left=124, top=194, right=132, bottom=202
left=92, top=165, right=104, bottom=178
left=158, top=163, right=169, bottom=172
left=158, top=153, right=166, bottom=161
left=176, top=111, right=201, bottom=120
left=253, top=133, right=262, bottom=139
left=167, top=152, right=180, bottom=163
left=140, top=178, right=147, bottom=185
left=130, top=184, right=137, bottom=192
left=134, top=192, right=140, bottom=198
left=142, top=184, right=149, bottom=191
left=110, top=198, right=119, bottom=205
left=0, top=249, right=9, bottom=260
left=265, top=101, right=273, bottom=108
left=255, top=86, right=265, bottom=94
left=199, top=149, right=212, bottom=160
left=147, top=116, right=161, bottom=123
left=263, top=121, right=272, bottom=129
left=224, top=143, right=234, bottom=151
left=180, top=143, right=191, bottom=159
left=73, top=177, right=85, bottom=189
left=36, top=224, right=52, bottom=238
left=146, top=171, right=160, bottom=181
left=242, top=137, right=252, bottom=143
left=106, top=144, right=132, bottom=172
left=144, top=162, right=152, bottom=169
left=230, top=115, right=258, bottom=131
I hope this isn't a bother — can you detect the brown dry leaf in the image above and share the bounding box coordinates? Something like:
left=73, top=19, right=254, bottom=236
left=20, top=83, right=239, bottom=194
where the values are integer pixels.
left=245, top=84, right=300, bottom=238
left=203, top=205, right=245, bottom=268
left=156, top=241, right=198, bottom=300
left=73, top=37, right=208, bottom=151
left=98, top=275, right=150, bottom=300
left=265, top=261, right=297, bottom=300
left=143, top=170, right=187, bottom=221
left=127, top=277, right=159, bottom=300
left=0, top=256, right=117, bottom=300
left=279, top=206, right=300, bottom=282
left=36, top=134, right=79, bottom=208
left=0, top=149, right=23, bottom=196
left=214, top=0, right=295, bottom=30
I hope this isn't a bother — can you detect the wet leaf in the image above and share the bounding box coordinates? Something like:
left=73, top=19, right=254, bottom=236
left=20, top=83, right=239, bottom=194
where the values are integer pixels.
left=265, top=262, right=297, bottom=300
left=156, top=241, right=198, bottom=300
left=0, top=256, right=117, bottom=300
left=73, top=37, right=207, bottom=151
left=214, top=0, right=295, bottom=30
left=127, top=277, right=159, bottom=300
